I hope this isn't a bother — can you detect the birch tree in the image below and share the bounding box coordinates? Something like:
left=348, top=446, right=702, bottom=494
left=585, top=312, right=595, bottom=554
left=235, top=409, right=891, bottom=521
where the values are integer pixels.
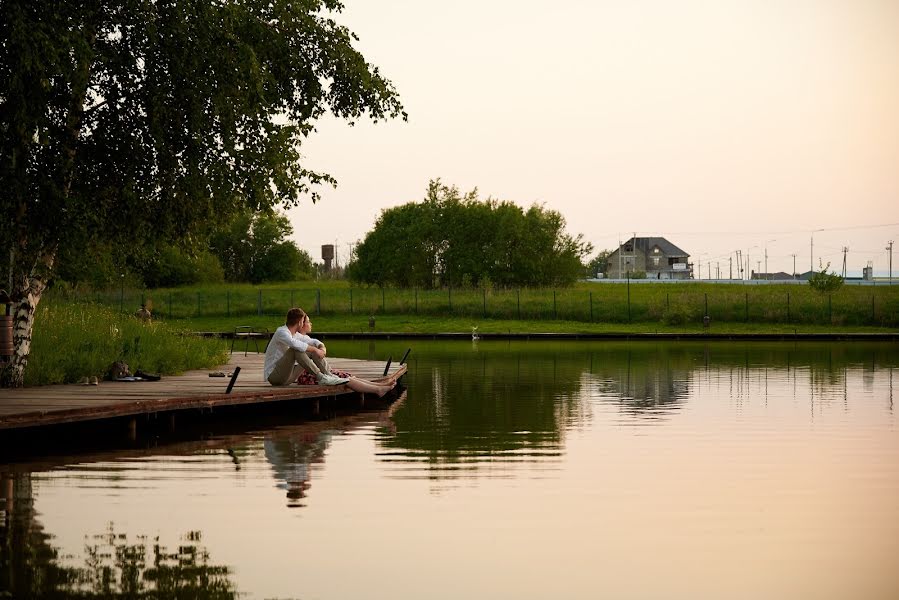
left=0, top=0, right=404, bottom=386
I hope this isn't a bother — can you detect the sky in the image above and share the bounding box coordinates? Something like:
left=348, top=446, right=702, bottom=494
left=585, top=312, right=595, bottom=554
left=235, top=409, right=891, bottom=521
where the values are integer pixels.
left=288, top=0, right=899, bottom=278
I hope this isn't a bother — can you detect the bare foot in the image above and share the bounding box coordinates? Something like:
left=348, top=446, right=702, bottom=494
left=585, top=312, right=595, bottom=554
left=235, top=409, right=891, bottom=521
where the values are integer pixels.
left=376, top=381, right=397, bottom=398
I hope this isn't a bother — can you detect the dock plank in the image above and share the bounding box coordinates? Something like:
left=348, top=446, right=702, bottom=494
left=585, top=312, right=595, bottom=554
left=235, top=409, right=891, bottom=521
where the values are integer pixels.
left=0, top=353, right=405, bottom=430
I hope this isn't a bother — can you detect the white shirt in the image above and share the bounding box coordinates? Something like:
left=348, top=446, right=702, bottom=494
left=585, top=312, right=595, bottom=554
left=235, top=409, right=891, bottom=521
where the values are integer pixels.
left=263, top=326, right=323, bottom=381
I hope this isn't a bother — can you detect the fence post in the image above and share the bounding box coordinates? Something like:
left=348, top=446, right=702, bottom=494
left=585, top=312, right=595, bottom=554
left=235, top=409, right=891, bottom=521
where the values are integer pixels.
left=627, top=274, right=631, bottom=323
left=257, top=289, right=262, bottom=317
left=589, top=291, right=593, bottom=322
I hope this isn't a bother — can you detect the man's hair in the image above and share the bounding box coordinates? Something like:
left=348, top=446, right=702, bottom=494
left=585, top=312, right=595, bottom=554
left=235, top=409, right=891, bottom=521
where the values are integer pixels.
left=286, top=307, right=307, bottom=327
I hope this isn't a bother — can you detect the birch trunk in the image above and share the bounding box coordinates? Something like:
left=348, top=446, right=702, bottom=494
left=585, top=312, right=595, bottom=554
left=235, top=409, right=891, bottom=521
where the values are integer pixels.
left=1, top=252, right=53, bottom=388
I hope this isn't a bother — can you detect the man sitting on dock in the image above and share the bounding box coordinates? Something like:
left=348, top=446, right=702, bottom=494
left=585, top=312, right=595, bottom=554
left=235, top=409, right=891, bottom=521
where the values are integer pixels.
left=264, top=308, right=349, bottom=386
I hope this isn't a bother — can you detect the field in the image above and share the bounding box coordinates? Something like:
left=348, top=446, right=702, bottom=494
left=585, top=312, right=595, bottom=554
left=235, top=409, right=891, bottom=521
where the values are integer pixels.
left=57, top=280, right=899, bottom=330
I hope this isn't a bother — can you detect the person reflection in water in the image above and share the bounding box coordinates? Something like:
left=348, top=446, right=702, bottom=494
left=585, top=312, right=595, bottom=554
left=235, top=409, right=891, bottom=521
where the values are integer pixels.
left=264, top=430, right=334, bottom=507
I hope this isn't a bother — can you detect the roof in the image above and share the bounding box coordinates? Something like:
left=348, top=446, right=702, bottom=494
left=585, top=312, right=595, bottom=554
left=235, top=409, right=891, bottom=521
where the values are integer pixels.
left=620, top=237, right=690, bottom=257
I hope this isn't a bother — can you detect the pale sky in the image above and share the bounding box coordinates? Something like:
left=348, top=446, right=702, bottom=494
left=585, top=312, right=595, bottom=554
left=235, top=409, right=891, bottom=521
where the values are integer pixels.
left=289, top=0, right=899, bottom=277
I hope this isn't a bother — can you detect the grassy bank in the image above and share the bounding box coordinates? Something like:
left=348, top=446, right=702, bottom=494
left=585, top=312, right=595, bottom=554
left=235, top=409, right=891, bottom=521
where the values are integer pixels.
left=26, top=300, right=229, bottom=386
left=60, top=280, right=899, bottom=329
left=182, top=314, right=897, bottom=336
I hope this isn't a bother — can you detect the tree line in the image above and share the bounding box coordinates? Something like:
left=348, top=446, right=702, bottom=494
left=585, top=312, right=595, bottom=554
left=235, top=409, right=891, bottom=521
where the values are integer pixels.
left=348, top=180, right=593, bottom=288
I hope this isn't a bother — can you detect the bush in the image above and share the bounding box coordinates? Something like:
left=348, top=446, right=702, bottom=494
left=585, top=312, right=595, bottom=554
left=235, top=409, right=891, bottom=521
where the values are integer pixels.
left=808, top=263, right=844, bottom=294
left=26, top=301, right=229, bottom=385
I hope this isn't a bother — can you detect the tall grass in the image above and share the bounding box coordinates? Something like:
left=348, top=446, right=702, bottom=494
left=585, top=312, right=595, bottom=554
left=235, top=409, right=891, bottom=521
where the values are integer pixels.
left=26, top=300, right=229, bottom=386
left=59, top=280, right=899, bottom=328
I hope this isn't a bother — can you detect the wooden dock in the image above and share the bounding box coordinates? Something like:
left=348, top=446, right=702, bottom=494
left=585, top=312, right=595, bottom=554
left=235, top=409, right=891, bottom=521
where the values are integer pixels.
left=0, top=354, right=406, bottom=431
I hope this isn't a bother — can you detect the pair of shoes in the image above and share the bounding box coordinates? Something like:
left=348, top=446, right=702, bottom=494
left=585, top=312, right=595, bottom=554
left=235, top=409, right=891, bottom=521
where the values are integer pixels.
left=79, top=376, right=89, bottom=385
left=317, top=373, right=350, bottom=386
left=89, top=376, right=99, bottom=385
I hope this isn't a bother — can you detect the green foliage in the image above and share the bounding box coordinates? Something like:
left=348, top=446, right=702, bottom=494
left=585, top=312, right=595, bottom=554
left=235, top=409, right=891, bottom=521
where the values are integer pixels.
left=209, top=210, right=313, bottom=283
left=808, top=262, right=845, bottom=294
left=0, top=0, right=404, bottom=384
left=348, top=180, right=592, bottom=288
left=628, top=271, right=647, bottom=279
left=586, top=249, right=613, bottom=277
left=25, top=301, right=229, bottom=385
left=142, top=246, right=225, bottom=288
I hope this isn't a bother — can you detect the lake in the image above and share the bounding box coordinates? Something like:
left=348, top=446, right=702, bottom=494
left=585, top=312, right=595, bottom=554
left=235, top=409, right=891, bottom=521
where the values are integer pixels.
left=2, top=340, right=898, bottom=599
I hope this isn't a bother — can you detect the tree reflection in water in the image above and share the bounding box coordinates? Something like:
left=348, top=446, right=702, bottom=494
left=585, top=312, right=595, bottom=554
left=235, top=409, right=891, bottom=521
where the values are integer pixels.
left=1, top=473, right=237, bottom=599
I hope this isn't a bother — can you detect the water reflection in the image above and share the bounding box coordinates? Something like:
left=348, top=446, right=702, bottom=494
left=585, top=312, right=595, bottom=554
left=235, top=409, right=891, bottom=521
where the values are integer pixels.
left=1, top=341, right=897, bottom=599
left=1, top=473, right=237, bottom=598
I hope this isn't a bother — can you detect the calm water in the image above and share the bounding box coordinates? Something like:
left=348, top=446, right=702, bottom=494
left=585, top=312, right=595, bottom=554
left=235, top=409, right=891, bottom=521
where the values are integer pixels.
left=2, top=340, right=898, bottom=599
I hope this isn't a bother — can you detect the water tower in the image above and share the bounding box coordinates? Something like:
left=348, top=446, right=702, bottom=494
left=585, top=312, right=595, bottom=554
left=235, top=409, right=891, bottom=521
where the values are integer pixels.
left=321, top=244, right=335, bottom=271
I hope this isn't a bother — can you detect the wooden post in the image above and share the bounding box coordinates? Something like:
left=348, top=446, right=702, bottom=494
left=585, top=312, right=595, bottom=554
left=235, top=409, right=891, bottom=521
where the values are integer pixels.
left=627, top=274, right=631, bottom=323
left=127, top=417, right=137, bottom=441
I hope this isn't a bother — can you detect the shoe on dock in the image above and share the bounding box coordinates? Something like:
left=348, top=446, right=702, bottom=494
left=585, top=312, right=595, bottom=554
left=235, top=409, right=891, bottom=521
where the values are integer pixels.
left=317, top=373, right=350, bottom=386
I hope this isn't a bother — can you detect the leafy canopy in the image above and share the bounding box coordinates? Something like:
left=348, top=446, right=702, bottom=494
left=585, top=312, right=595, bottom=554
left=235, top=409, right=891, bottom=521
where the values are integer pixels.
left=348, top=180, right=593, bottom=288
left=0, top=0, right=405, bottom=283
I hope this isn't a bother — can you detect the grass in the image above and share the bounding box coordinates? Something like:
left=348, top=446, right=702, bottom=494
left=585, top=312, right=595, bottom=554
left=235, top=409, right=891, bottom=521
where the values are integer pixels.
left=26, top=300, right=229, bottom=386
left=59, top=279, right=899, bottom=330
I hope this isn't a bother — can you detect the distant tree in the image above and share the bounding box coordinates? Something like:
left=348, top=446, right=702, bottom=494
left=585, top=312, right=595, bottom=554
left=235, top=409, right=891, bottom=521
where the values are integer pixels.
left=348, top=180, right=592, bottom=288
left=210, top=210, right=313, bottom=283
left=142, top=246, right=225, bottom=288
left=586, top=249, right=614, bottom=278
left=0, top=0, right=404, bottom=386
left=808, top=261, right=844, bottom=293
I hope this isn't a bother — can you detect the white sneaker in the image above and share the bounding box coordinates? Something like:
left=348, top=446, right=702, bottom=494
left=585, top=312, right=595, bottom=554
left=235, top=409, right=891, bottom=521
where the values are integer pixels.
left=317, top=373, right=350, bottom=386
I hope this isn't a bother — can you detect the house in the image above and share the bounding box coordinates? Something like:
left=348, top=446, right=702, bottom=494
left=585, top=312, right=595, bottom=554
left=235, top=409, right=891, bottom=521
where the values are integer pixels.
left=606, top=237, right=692, bottom=280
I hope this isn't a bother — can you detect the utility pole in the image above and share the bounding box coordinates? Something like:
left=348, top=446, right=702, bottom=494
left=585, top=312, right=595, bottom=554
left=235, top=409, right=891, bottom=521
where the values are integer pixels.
left=708, top=263, right=711, bottom=280
left=888, top=240, right=894, bottom=284
left=791, top=253, right=797, bottom=279
left=716, top=262, right=720, bottom=279
left=810, top=234, right=814, bottom=272
left=756, top=260, right=761, bottom=278
left=729, top=256, right=733, bottom=280
left=842, top=246, right=848, bottom=278
left=764, top=247, right=768, bottom=280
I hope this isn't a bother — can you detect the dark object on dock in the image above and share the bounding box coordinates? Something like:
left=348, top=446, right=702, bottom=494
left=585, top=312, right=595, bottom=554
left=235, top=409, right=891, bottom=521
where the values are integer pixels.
left=135, top=370, right=161, bottom=381
left=383, top=356, right=392, bottom=376
left=226, top=366, right=241, bottom=394
left=399, top=348, right=412, bottom=365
